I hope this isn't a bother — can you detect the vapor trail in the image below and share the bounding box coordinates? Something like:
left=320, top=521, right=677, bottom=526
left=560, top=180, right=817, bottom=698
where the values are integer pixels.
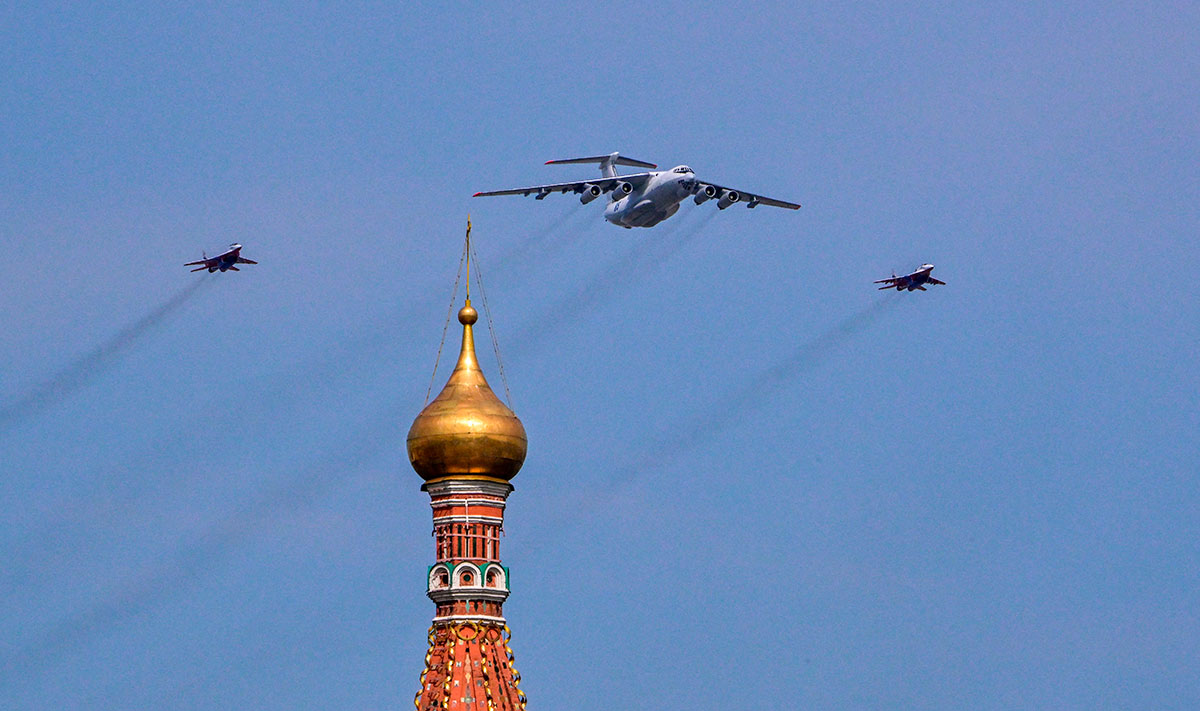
left=0, top=278, right=212, bottom=433
left=612, top=297, right=899, bottom=485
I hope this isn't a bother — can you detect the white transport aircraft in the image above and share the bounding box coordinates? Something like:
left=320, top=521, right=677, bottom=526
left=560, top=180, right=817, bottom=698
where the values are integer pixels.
left=473, top=152, right=801, bottom=228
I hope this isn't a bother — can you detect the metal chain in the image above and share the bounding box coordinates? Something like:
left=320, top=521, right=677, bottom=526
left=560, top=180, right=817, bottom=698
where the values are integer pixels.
left=425, top=230, right=470, bottom=405
left=468, top=240, right=514, bottom=407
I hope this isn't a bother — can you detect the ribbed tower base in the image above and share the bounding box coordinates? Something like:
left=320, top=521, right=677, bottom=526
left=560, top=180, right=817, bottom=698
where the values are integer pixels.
left=415, top=621, right=526, bottom=710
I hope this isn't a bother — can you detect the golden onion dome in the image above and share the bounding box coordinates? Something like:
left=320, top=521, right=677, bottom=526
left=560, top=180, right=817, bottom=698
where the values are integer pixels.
left=407, top=300, right=527, bottom=481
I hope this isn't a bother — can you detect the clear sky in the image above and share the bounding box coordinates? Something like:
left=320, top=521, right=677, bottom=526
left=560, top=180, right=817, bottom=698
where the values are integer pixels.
left=2, top=2, right=1197, bottom=708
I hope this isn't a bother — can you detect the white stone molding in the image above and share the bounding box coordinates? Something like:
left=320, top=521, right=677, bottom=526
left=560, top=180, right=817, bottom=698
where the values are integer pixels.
left=431, top=613, right=507, bottom=624
left=483, top=564, right=507, bottom=590
left=427, top=587, right=510, bottom=604
left=428, top=564, right=451, bottom=591
left=431, top=514, right=504, bottom=525
left=423, top=480, right=513, bottom=498
left=454, top=562, right=482, bottom=587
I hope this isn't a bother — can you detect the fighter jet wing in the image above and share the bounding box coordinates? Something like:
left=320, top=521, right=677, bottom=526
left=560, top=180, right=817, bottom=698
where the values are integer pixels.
left=473, top=173, right=655, bottom=198
left=927, top=277, right=946, bottom=285
left=873, top=276, right=901, bottom=285
left=236, top=257, right=258, bottom=265
left=697, top=180, right=801, bottom=209
left=185, top=257, right=217, bottom=268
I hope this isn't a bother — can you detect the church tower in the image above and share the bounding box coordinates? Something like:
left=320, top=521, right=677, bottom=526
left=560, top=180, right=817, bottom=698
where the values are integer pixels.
left=407, top=270, right=529, bottom=710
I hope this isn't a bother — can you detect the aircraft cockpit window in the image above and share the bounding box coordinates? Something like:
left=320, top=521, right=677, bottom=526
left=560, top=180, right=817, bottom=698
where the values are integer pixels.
left=674, top=166, right=693, bottom=174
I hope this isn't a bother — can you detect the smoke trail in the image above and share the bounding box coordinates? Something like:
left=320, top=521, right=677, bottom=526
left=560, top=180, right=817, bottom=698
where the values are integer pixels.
left=611, top=297, right=900, bottom=485
left=0, top=278, right=212, bottom=433
left=490, top=203, right=590, bottom=274
left=244, top=207, right=594, bottom=411
left=510, top=207, right=716, bottom=357
left=1, top=409, right=399, bottom=686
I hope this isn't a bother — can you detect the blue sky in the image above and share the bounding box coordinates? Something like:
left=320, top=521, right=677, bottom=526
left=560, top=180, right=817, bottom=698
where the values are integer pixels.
left=2, top=2, right=1198, bottom=708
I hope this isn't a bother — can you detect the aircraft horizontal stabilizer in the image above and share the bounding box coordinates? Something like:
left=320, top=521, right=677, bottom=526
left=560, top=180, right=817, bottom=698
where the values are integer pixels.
left=545, top=154, right=657, bottom=169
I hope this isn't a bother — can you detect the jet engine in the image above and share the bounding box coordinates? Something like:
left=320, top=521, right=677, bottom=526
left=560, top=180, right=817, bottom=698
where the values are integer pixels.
left=579, top=184, right=602, bottom=205
left=610, top=181, right=633, bottom=197
left=716, top=190, right=740, bottom=210
left=693, top=184, right=718, bottom=205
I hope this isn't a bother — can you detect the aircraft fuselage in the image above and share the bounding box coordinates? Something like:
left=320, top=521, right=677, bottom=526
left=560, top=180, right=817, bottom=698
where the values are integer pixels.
left=603, top=168, right=697, bottom=228
left=210, top=248, right=241, bottom=272
left=894, top=268, right=934, bottom=290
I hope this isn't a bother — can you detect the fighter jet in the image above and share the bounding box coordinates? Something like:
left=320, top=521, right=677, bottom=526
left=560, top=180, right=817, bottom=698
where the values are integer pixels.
left=185, top=244, right=258, bottom=273
left=473, top=152, right=801, bottom=229
left=875, top=264, right=945, bottom=291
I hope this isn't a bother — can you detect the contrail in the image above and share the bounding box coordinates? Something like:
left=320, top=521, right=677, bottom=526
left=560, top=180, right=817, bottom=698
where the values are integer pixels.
left=611, top=297, right=900, bottom=485
left=0, top=278, right=212, bottom=433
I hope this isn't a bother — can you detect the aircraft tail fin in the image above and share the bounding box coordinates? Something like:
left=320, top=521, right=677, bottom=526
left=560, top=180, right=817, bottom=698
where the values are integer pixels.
left=545, top=152, right=657, bottom=178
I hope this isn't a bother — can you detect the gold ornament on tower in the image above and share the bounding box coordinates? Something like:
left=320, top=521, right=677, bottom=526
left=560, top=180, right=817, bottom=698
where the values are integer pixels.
left=407, top=222, right=527, bottom=482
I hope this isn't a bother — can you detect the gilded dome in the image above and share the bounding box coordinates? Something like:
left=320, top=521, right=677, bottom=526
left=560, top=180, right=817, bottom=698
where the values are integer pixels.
left=407, top=301, right=527, bottom=481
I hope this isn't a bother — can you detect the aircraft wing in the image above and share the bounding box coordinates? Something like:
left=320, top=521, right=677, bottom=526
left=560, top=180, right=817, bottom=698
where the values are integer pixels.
left=473, top=173, right=655, bottom=198
left=927, top=276, right=946, bottom=285
left=698, top=180, right=801, bottom=210
left=873, top=276, right=900, bottom=285
left=185, top=257, right=216, bottom=267
left=236, top=257, right=258, bottom=265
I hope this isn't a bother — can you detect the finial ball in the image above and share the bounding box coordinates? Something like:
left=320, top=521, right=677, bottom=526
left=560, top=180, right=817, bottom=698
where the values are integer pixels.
left=458, top=304, right=478, bottom=325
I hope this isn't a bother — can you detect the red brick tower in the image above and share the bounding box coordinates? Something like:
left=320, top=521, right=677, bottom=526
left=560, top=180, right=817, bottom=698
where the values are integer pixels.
left=407, top=292, right=529, bottom=711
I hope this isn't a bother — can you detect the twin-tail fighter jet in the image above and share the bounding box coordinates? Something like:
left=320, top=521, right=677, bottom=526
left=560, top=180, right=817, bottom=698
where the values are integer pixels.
left=185, top=244, right=258, bottom=273
left=473, top=152, right=801, bottom=229
left=875, top=264, right=945, bottom=292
